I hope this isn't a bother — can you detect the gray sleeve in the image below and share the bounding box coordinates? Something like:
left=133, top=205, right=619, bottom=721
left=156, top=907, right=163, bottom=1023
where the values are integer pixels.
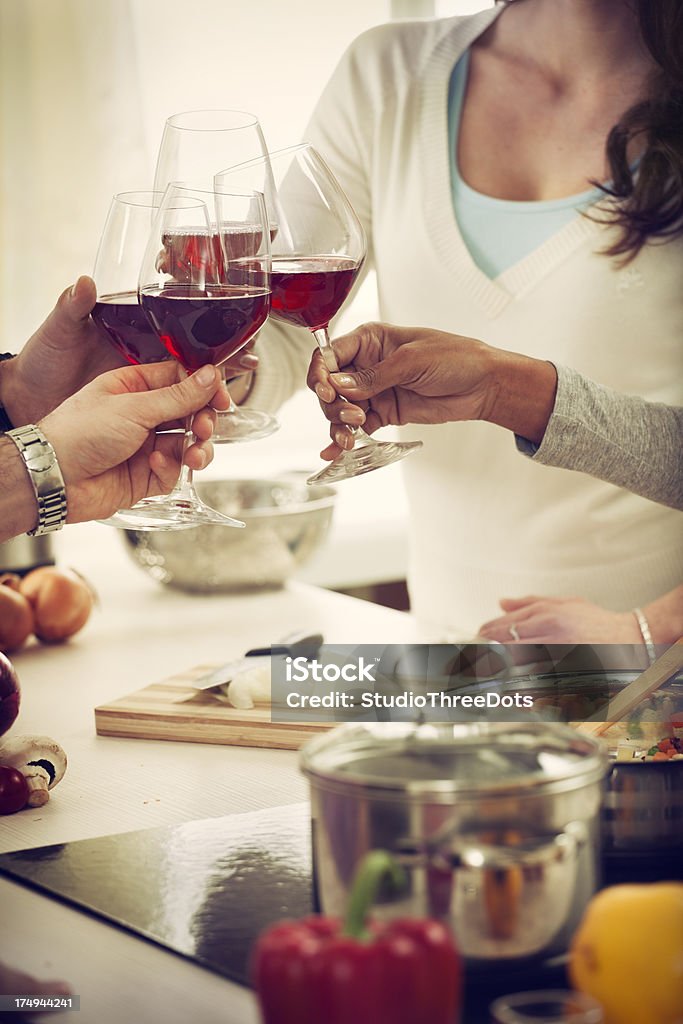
left=516, top=364, right=683, bottom=510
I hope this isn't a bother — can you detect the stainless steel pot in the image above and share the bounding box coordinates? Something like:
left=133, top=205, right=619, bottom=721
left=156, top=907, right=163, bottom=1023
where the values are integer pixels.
left=301, top=721, right=609, bottom=964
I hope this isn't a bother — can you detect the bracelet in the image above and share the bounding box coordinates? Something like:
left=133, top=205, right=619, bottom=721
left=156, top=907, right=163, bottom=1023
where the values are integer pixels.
left=0, top=353, right=17, bottom=432
left=633, top=607, right=656, bottom=665
left=6, top=424, right=67, bottom=536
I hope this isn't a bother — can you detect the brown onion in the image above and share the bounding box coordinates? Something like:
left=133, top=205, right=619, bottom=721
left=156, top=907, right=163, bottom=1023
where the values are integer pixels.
left=19, top=567, right=94, bottom=644
left=0, top=576, right=34, bottom=653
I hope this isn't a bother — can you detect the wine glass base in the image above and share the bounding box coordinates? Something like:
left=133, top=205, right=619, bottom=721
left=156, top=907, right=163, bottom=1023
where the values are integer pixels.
left=100, top=495, right=245, bottom=530
left=98, top=510, right=198, bottom=532
left=213, top=409, right=280, bottom=444
left=306, top=439, right=423, bottom=485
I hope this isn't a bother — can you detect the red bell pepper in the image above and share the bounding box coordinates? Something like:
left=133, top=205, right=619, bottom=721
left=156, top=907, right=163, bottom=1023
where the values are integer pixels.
left=251, top=850, right=462, bottom=1024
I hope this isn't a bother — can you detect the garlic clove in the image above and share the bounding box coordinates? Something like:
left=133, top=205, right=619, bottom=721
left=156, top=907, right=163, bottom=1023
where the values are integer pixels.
left=226, top=664, right=272, bottom=709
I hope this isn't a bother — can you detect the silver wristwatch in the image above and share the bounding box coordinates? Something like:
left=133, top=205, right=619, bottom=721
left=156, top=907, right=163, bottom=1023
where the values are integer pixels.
left=6, top=424, right=67, bottom=536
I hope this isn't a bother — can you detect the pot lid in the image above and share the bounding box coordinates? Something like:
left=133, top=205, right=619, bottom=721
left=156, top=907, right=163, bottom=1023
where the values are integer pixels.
left=300, top=722, right=608, bottom=797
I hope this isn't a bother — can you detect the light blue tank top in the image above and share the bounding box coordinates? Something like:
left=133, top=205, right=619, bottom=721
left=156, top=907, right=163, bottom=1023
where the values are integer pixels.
left=448, top=52, right=604, bottom=278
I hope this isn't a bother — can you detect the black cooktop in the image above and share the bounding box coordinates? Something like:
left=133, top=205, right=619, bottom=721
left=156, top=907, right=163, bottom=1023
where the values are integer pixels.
left=0, top=803, right=678, bottom=1023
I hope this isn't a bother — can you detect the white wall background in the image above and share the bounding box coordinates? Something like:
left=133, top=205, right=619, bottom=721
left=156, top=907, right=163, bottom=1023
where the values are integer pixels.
left=0, top=0, right=393, bottom=348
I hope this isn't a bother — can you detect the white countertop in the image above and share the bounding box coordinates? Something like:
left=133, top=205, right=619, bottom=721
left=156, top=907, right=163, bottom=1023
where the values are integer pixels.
left=0, top=522, right=416, bottom=1023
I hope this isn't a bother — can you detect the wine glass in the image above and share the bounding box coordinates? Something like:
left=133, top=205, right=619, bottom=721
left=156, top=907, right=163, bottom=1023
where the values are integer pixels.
left=489, top=990, right=604, bottom=1024
left=92, top=191, right=197, bottom=531
left=216, top=143, right=423, bottom=484
left=154, top=109, right=278, bottom=443
left=92, top=192, right=172, bottom=367
left=133, top=184, right=272, bottom=528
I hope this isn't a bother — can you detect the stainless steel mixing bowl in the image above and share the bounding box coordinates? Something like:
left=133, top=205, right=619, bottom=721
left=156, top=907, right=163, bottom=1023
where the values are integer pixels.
left=121, top=477, right=335, bottom=592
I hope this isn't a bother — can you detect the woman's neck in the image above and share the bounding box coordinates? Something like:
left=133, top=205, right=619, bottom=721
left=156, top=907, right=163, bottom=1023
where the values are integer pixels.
left=461, top=0, right=654, bottom=199
left=496, top=0, right=651, bottom=83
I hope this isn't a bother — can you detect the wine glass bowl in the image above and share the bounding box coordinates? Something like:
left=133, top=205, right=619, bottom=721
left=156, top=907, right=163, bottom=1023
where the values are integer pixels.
left=216, top=143, right=422, bottom=483
left=154, top=109, right=267, bottom=193
left=131, top=184, right=272, bottom=529
left=92, top=191, right=200, bottom=531
left=269, top=256, right=361, bottom=330
left=153, top=109, right=279, bottom=442
left=92, top=191, right=170, bottom=366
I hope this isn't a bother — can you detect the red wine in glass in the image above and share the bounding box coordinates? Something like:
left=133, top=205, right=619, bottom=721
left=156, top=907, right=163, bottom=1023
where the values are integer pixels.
left=92, top=291, right=169, bottom=365
left=269, top=256, right=361, bottom=330
left=140, top=283, right=270, bottom=372
left=162, top=225, right=271, bottom=281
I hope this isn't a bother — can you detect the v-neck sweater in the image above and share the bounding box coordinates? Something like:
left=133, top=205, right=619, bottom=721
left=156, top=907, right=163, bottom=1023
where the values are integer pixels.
left=249, top=8, right=683, bottom=638
left=448, top=50, right=604, bottom=278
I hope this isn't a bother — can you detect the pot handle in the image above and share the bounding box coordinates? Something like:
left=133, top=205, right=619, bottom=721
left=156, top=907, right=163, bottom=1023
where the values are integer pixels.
left=453, top=819, right=587, bottom=872
left=396, top=819, right=588, bottom=874
left=395, top=822, right=588, bottom=925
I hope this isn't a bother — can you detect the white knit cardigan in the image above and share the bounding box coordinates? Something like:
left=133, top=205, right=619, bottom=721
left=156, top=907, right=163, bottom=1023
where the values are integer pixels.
left=249, top=8, right=683, bottom=637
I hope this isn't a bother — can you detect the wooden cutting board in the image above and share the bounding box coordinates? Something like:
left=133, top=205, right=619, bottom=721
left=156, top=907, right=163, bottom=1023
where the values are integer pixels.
left=94, top=663, right=333, bottom=750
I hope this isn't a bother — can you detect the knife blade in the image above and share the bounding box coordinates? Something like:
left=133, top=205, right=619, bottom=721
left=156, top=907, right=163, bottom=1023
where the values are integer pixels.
left=194, top=632, right=324, bottom=691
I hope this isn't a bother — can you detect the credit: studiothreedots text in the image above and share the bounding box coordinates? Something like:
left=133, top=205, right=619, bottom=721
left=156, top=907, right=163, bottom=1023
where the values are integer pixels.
left=269, top=643, right=639, bottom=724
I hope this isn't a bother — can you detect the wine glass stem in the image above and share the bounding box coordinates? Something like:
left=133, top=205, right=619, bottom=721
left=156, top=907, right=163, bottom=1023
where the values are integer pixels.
left=168, top=416, right=200, bottom=500
left=220, top=365, right=239, bottom=415
left=312, top=328, right=375, bottom=446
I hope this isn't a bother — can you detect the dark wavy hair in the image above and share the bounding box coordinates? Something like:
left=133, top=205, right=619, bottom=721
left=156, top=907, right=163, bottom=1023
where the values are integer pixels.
left=600, top=0, right=683, bottom=259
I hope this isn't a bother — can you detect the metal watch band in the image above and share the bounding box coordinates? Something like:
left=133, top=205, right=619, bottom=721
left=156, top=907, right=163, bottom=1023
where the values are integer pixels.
left=6, top=424, right=67, bottom=536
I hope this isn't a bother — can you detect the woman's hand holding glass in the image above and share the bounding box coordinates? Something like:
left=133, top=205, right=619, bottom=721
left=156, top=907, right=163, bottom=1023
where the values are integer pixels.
left=216, top=143, right=422, bottom=483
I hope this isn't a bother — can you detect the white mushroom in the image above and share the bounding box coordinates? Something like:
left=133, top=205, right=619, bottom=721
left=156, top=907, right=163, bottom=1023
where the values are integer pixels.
left=0, top=735, right=67, bottom=807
